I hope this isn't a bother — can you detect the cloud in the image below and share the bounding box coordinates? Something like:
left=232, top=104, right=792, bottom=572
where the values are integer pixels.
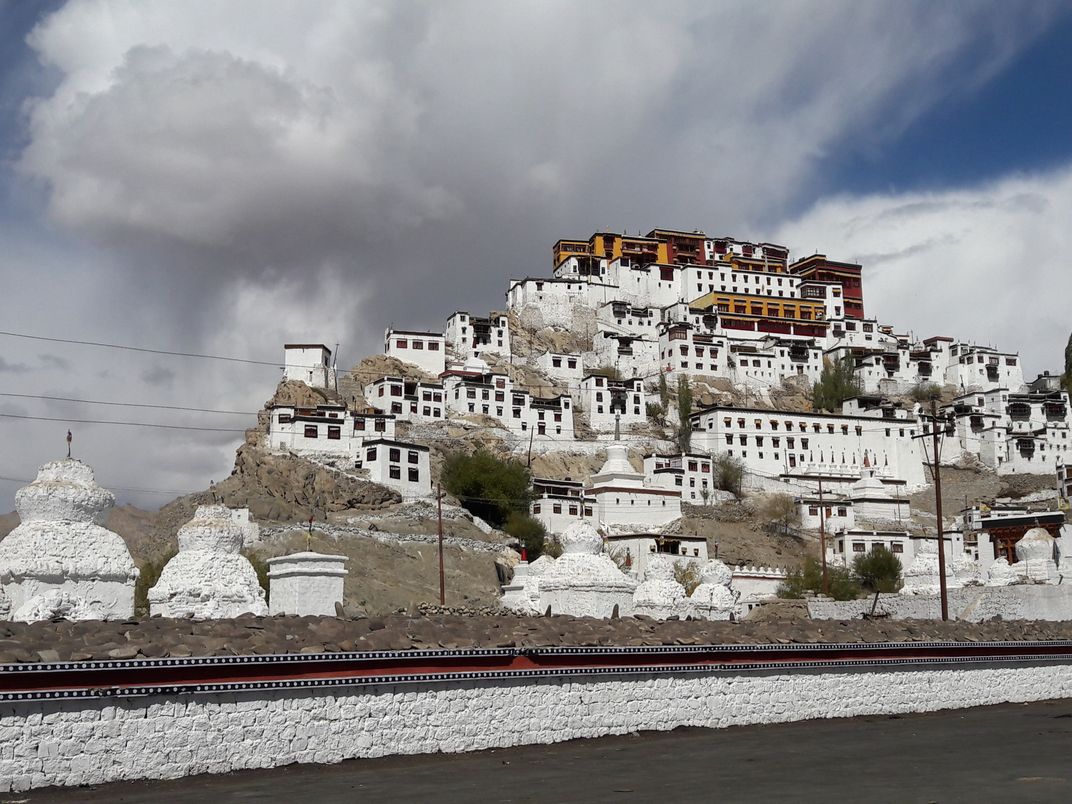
left=0, top=357, right=31, bottom=373
left=774, top=165, right=1072, bottom=378
left=0, top=0, right=1065, bottom=510
left=140, top=365, right=175, bottom=387
left=39, top=353, right=71, bottom=370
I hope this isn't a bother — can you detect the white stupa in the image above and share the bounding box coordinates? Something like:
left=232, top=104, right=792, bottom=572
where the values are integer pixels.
left=849, top=465, right=909, bottom=523
left=632, top=554, right=687, bottom=619
left=985, top=557, right=1022, bottom=587
left=686, top=559, right=740, bottom=621
left=149, top=505, right=268, bottom=619
left=0, top=459, right=138, bottom=622
left=1014, top=528, right=1059, bottom=584
left=500, top=554, right=555, bottom=615
left=537, top=520, right=636, bottom=617
left=899, top=539, right=960, bottom=596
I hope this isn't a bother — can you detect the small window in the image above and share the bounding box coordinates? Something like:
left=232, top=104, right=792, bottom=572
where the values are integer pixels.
left=375, top=419, right=386, bottom=432
left=408, top=468, right=419, bottom=482
left=429, top=342, right=440, bottom=351
left=366, top=448, right=377, bottom=461
left=408, top=450, right=419, bottom=464
left=389, top=466, right=401, bottom=480
left=327, top=426, right=341, bottom=440
left=304, top=425, right=318, bottom=439
left=277, top=413, right=292, bottom=424
left=413, top=340, right=424, bottom=350
left=389, top=448, right=401, bottom=462
left=396, top=339, right=408, bottom=349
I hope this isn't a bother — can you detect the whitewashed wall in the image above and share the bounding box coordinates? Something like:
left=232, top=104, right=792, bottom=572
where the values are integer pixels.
left=4, top=662, right=1072, bottom=791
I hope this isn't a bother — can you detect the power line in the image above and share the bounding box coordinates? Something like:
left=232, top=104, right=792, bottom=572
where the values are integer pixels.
left=0, top=412, right=248, bottom=433
left=0, top=393, right=256, bottom=416
left=0, top=330, right=281, bottom=367
left=0, top=473, right=196, bottom=496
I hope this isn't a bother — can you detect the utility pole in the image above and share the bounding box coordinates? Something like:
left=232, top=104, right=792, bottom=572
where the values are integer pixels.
left=818, top=478, right=829, bottom=595
left=930, top=399, right=949, bottom=621
left=437, top=483, right=445, bottom=605
left=526, top=425, right=535, bottom=469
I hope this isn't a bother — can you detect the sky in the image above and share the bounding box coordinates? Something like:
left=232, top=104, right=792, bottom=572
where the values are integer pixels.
left=1, top=0, right=1071, bottom=511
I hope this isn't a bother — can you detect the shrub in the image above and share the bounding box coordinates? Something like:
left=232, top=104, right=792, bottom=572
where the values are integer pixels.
left=133, top=549, right=177, bottom=616
left=503, top=512, right=548, bottom=558
left=674, top=560, right=702, bottom=595
left=646, top=401, right=666, bottom=425
left=713, top=454, right=745, bottom=497
left=242, top=549, right=271, bottom=602
left=760, top=493, right=800, bottom=534
left=777, top=557, right=861, bottom=601
left=441, top=450, right=532, bottom=528
left=852, top=545, right=902, bottom=593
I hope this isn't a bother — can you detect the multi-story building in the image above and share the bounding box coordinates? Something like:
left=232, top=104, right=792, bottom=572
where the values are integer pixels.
left=445, top=311, right=511, bottom=360
left=356, top=439, right=431, bottom=500
left=536, top=351, right=584, bottom=385
left=1057, top=462, right=1072, bottom=507
left=688, top=404, right=928, bottom=491
left=643, top=453, right=717, bottom=503
left=364, top=376, right=445, bottom=422
left=441, top=368, right=575, bottom=442
left=658, top=322, right=727, bottom=378
left=282, top=344, right=336, bottom=390
left=788, top=254, right=864, bottom=319
left=591, top=331, right=659, bottom=379
left=268, top=402, right=394, bottom=457
left=943, top=387, right=1072, bottom=474
left=530, top=478, right=592, bottom=535
left=574, top=375, right=646, bottom=433
left=382, top=328, right=445, bottom=376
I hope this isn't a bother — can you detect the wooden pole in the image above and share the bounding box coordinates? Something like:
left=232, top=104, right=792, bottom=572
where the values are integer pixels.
left=931, top=399, right=949, bottom=621
left=818, top=478, right=829, bottom=596
left=437, top=483, right=445, bottom=605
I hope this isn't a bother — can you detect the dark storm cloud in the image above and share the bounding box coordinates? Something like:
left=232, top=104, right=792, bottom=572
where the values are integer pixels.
left=0, top=0, right=1065, bottom=509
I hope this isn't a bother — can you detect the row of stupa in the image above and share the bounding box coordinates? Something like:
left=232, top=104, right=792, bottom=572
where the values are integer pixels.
left=501, top=520, right=740, bottom=620
left=0, top=459, right=345, bottom=622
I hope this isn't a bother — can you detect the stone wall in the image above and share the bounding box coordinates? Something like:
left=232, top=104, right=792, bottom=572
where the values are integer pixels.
left=5, top=662, right=1072, bottom=791
left=807, top=585, right=1072, bottom=621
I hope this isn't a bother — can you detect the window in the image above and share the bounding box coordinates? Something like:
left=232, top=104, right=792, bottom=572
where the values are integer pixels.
left=396, top=339, right=408, bottom=349
left=328, top=426, right=341, bottom=440
left=355, top=418, right=366, bottom=432
left=366, top=448, right=377, bottom=461
left=375, top=419, right=386, bottom=432
left=852, top=543, right=866, bottom=553
left=389, top=466, right=401, bottom=480
left=408, top=451, right=419, bottom=464
left=408, top=468, right=419, bottom=482
left=429, top=342, right=440, bottom=351
left=809, top=506, right=818, bottom=516
left=533, top=503, right=541, bottom=514
left=304, top=425, right=318, bottom=438
left=553, top=504, right=562, bottom=514
left=891, top=543, right=903, bottom=554
left=277, top=413, right=292, bottom=424
left=389, top=448, right=401, bottom=462
left=413, top=340, right=424, bottom=350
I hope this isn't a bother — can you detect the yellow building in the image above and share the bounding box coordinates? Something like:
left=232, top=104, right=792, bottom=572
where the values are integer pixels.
left=553, top=232, right=670, bottom=268
left=689, top=291, right=827, bottom=322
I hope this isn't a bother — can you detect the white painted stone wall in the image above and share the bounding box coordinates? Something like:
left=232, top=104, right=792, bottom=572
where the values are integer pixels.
left=808, top=584, right=1072, bottom=621
left=5, top=662, right=1072, bottom=791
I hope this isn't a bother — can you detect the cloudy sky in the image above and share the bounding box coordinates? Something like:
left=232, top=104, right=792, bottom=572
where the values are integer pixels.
left=1, top=0, right=1071, bottom=510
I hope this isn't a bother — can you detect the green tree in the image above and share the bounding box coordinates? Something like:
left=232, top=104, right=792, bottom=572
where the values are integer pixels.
left=713, top=454, right=745, bottom=497
left=909, top=382, right=942, bottom=404
left=658, top=372, right=670, bottom=407
left=812, top=356, right=860, bottom=412
left=1063, top=330, right=1072, bottom=394
left=777, top=557, right=860, bottom=601
left=441, top=450, right=532, bottom=528
left=852, top=545, right=902, bottom=593
left=503, top=512, right=548, bottom=558
left=676, top=375, right=694, bottom=451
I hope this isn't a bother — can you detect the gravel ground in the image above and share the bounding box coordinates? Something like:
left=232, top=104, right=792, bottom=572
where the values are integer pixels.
left=1, top=613, right=1071, bottom=664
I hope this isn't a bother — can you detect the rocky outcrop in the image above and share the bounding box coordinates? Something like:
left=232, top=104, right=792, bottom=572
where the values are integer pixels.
left=157, top=444, right=401, bottom=528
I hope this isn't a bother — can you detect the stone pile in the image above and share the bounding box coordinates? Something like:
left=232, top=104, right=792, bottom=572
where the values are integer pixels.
left=3, top=613, right=1072, bottom=664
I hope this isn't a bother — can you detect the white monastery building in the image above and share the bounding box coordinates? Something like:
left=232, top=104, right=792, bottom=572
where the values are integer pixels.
left=357, top=439, right=432, bottom=500
left=445, top=311, right=511, bottom=360
left=283, top=344, right=336, bottom=390
left=383, top=328, right=446, bottom=376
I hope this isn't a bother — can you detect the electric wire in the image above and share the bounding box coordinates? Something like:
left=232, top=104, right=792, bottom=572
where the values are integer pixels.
left=0, top=330, right=282, bottom=367
left=0, top=392, right=256, bottom=416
